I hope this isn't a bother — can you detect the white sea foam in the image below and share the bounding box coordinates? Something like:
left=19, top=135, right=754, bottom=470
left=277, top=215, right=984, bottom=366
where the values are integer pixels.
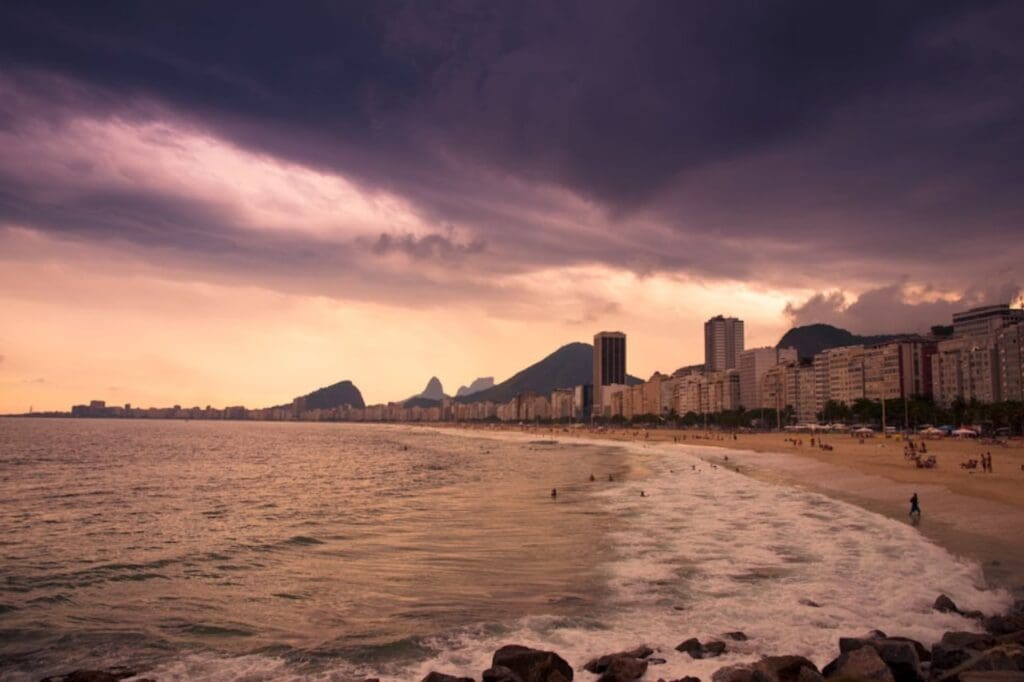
left=132, top=436, right=1011, bottom=681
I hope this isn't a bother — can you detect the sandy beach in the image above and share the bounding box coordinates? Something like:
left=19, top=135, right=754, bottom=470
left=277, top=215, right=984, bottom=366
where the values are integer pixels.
left=442, top=423, right=1024, bottom=592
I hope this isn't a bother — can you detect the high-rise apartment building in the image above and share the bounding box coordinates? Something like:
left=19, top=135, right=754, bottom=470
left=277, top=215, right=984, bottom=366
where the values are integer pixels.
left=931, top=334, right=1001, bottom=406
left=738, top=346, right=798, bottom=409
left=704, top=316, right=744, bottom=371
left=998, top=323, right=1024, bottom=402
left=952, top=304, right=1024, bottom=337
left=593, top=331, right=626, bottom=409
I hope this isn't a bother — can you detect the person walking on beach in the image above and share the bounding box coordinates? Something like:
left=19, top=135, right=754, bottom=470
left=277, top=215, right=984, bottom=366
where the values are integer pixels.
left=909, top=492, right=921, bottom=518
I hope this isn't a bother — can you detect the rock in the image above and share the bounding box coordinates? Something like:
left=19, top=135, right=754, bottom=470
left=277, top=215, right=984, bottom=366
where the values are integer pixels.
left=596, top=655, right=648, bottom=682
left=799, top=599, right=822, bottom=608
left=711, top=665, right=774, bottom=682
left=649, top=658, right=667, bottom=665
left=986, top=614, right=1024, bottom=636
left=676, top=638, right=726, bottom=659
left=41, top=671, right=138, bottom=682
left=658, top=678, right=702, bottom=682
left=796, top=668, right=824, bottom=682
left=960, top=673, right=1024, bottom=682
left=936, top=595, right=962, bottom=614
left=677, top=639, right=703, bottom=656
left=491, top=645, right=573, bottom=682
left=823, top=646, right=894, bottom=682
left=584, top=646, right=653, bottom=673
left=887, top=637, right=931, bottom=663
left=724, top=632, right=749, bottom=642
left=932, top=632, right=999, bottom=674
left=936, top=644, right=1024, bottom=682
left=838, top=637, right=924, bottom=682
left=483, top=666, right=525, bottom=682
left=755, top=655, right=820, bottom=682
left=422, top=673, right=475, bottom=682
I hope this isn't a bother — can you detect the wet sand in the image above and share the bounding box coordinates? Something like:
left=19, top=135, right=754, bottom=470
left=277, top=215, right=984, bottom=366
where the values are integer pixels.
left=442, top=424, right=1024, bottom=593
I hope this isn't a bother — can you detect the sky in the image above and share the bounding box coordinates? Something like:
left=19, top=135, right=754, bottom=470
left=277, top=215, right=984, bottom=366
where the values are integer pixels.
left=1, top=1, right=1023, bottom=413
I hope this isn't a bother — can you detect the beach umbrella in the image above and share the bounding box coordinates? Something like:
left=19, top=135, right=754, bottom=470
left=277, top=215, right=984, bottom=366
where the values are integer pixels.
left=853, top=427, right=875, bottom=436
left=952, top=428, right=977, bottom=437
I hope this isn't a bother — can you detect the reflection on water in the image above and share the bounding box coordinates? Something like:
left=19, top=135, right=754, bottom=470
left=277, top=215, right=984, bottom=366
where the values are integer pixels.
left=0, top=419, right=625, bottom=678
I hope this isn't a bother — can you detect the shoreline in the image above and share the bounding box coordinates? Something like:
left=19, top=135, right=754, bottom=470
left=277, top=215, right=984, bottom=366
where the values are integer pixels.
left=434, top=423, right=1024, bottom=595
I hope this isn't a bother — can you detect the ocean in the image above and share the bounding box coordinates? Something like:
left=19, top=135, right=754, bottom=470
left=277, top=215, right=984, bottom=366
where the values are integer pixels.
left=0, top=419, right=1010, bottom=681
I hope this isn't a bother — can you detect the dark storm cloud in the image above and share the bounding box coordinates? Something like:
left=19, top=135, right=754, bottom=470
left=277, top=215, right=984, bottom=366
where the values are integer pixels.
left=785, top=282, right=1024, bottom=334
left=1, top=0, right=1023, bottom=301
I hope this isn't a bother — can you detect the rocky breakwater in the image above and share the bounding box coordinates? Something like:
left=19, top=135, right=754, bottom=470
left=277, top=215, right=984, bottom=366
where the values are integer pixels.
left=418, top=595, right=1024, bottom=682
left=36, top=595, right=1024, bottom=682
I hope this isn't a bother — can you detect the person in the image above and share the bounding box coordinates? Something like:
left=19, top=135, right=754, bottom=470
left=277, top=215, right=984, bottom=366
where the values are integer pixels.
left=551, top=488, right=557, bottom=499
left=608, top=473, right=614, bottom=482
left=589, top=473, right=596, bottom=482
left=640, top=490, right=646, bottom=497
left=910, top=492, right=920, bottom=517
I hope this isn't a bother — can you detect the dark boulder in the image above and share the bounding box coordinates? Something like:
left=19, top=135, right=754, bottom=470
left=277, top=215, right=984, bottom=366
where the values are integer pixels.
left=422, top=673, right=475, bottom=682
left=935, top=644, right=1024, bottom=682
left=657, top=678, right=702, bottom=682
left=584, top=646, right=653, bottom=673
left=710, top=665, right=774, bottom=682
left=838, top=636, right=924, bottom=682
left=676, top=638, right=726, bottom=659
left=724, top=632, right=749, bottom=642
left=936, top=595, right=962, bottom=614
left=491, top=645, right=572, bottom=682
left=823, top=646, right=894, bottom=682
left=41, top=671, right=137, bottom=682
left=799, top=599, right=821, bottom=608
left=959, top=673, right=1024, bottom=682
left=483, top=666, right=525, bottom=682
left=986, top=614, right=1024, bottom=636
left=755, top=655, right=820, bottom=682
left=933, top=632, right=1000, bottom=674
left=596, top=655, right=648, bottom=682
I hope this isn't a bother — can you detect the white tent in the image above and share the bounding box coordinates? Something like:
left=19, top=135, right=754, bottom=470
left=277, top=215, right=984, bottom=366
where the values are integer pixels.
left=952, top=428, right=978, bottom=437
left=853, top=427, right=875, bottom=436
left=921, top=426, right=945, bottom=438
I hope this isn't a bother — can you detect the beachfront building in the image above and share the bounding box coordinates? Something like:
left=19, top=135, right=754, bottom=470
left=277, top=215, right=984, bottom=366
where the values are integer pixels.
left=593, top=331, right=627, bottom=411
left=812, top=345, right=866, bottom=412
left=953, top=304, right=1024, bottom=338
left=931, top=334, right=1001, bottom=406
left=739, top=346, right=798, bottom=409
left=862, top=340, right=935, bottom=401
left=573, top=384, right=594, bottom=420
left=704, top=315, right=744, bottom=371
left=551, top=388, right=575, bottom=420
left=998, top=323, right=1024, bottom=401
left=762, top=361, right=817, bottom=424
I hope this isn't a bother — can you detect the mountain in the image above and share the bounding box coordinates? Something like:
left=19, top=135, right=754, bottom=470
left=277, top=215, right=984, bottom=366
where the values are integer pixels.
left=455, top=342, right=642, bottom=404
left=298, top=380, right=365, bottom=409
left=456, top=377, right=494, bottom=397
left=777, top=324, right=911, bottom=359
left=404, top=376, right=447, bottom=405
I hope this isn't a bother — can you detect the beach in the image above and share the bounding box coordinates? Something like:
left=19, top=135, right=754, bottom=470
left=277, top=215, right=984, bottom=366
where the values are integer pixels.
left=441, top=423, right=1024, bottom=593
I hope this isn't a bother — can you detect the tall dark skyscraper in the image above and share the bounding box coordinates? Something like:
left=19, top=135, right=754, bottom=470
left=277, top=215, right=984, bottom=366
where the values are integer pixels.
left=593, top=331, right=626, bottom=409
left=704, top=316, right=744, bottom=371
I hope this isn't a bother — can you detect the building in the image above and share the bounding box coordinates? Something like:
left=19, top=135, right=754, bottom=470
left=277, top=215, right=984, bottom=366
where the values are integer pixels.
left=862, top=340, right=935, bottom=401
left=932, top=334, right=1001, bottom=406
left=953, top=304, right=1024, bottom=338
left=812, top=345, right=866, bottom=410
left=593, top=331, right=626, bottom=410
left=574, top=384, right=594, bottom=420
left=704, top=316, right=744, bottom=371
left=762, top=361, right=817, bottom=425
left=738, top=346, right=798, bottom=409
left=551, top=388, right=575, bottom=420
left=998, top=323, right=1024, bottom=401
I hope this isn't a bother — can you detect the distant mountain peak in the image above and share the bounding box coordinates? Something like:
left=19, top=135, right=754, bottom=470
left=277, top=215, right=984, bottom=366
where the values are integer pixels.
left=406, top=376, right=447, bottom=404
left=456, top=377, right=494, bottom=397
left=293, top=379, right=364, bottom=410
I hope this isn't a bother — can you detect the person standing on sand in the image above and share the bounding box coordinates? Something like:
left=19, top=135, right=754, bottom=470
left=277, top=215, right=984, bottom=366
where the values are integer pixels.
left=910, top=493, right=921, bottom=517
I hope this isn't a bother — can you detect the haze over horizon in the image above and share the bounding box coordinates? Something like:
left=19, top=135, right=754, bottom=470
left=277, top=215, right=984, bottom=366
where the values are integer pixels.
left=2, top=1, right=1023, bottom=413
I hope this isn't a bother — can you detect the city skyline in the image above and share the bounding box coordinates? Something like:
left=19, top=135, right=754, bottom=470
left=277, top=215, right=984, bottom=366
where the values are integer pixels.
left=2, top=2, right=1024, bottom=413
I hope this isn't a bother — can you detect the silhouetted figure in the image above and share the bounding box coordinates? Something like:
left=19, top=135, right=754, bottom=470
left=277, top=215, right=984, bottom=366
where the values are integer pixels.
left=910, top=492, right=921, bottom=517
left=608, top=474, right=613, bottom=482
left=589, top=473, right=596, bottom=482
left=551, top=488, right=557, bottom=499
left=640, top=490, right=646, bottom=497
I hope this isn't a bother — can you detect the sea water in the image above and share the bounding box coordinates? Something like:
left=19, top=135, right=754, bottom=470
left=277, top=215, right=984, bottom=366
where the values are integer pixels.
left=0, top=419, right=1009, bottom=681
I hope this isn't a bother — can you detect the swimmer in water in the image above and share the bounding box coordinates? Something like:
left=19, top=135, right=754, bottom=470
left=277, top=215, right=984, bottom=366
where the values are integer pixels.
left=909, top=492, right=920, bottom=517
left=589, top=473, right=595, bottom=482
left=551, top=488, right=557, bottom=499
left=640, top=490, right=646, bottom=497
left=608, top=474, right=613, bottom=482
